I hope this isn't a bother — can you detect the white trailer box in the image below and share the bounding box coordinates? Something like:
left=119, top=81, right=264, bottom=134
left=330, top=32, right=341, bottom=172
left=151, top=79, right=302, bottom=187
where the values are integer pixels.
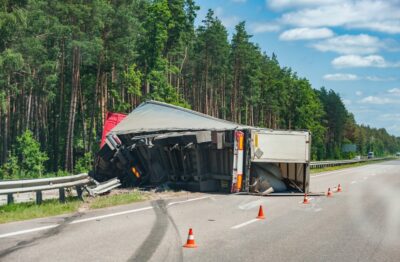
left=251, top=130, right=310, bottom=163
left=246, top=129, right=311, bottom=193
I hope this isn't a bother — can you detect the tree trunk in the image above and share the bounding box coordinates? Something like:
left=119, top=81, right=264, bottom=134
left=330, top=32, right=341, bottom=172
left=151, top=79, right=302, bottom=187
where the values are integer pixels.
left=65, top=46, right=80, bottom=171
left=54, top=38, right=65, bottom=171
left=88, top=54, right=102, bottom=152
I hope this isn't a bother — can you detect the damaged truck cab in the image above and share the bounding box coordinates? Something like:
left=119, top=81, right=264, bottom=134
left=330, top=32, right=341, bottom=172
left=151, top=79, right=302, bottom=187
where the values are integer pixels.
left=94, top=101, right=311, bottom=194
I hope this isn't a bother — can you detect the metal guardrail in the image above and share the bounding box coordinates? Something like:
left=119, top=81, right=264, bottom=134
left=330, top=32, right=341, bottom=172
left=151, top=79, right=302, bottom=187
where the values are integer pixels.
left=310, top=157, right=392, bottom=169
left=0, top=173, right=90, bottom=205
left=86, top=178, right=121, bottom=196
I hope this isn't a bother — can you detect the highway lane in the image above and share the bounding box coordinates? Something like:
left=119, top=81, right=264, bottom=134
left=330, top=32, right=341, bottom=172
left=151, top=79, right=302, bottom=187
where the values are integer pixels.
left=0, top=160, right=399, bottom=261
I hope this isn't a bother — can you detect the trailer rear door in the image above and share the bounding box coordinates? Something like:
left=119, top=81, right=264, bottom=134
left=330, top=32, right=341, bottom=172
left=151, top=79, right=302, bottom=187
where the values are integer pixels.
left=251, top=130, right=310, bottom=163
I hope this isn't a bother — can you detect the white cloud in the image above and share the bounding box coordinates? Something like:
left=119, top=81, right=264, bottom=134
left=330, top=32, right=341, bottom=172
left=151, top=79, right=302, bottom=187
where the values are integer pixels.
left=251, top=22, right=281, bottom=33
left=365, top=76, right=397, bottom=81
left=279, top=27, right=334, bottom=41
left=215, top=7, right=240, bottom=29
left=387, top=124, right=400, bottom=136
left=323, top=73, right=358, bottom=81
left=313, top=34, right=384, bottom=55
left=267, top=0, right=344, bottom=10
left=331, top=55, right=400, bottom=68
left=215, top=7, right=224, bottom=16
left=388, top=88, right=400, bottom=95
left=356, top=91, right=363, bottom=96
left=381, top=113, right=400, bottom=120
left=220, top=16, right=240, bottom=28
left=323, top=73, right=397, bottom=81
left=359, top=96, right=396, bottom=105
left=279, top=1, right=400, bottom=34
left=342, top=99, right=352, bottom=105
left=351, top=20, right=400, bottom=34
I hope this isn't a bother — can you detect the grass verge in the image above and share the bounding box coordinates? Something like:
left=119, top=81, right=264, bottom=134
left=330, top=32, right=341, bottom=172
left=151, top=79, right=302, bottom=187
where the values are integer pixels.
left=89, top=190, right=146, bottom=209
left=0, top=197, right=81, bottom=224
left=0, top=191, right=147, bottom=224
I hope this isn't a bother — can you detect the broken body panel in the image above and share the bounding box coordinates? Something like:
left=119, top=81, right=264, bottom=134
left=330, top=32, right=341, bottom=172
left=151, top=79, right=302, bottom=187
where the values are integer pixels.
left=93, top=101, right=311, bottom=194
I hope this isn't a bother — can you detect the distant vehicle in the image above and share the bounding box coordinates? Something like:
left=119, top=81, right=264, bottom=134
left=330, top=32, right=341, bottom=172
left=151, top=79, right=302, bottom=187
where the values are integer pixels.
left=396, top=152, right=400, bottom=157
left=354, top=155, right=361, bottom=160
left=368, top=152, right=374, bottom=159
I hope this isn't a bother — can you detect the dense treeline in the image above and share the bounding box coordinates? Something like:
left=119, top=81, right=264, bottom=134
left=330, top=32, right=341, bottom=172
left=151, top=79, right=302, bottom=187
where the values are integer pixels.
left=1, top=0, right=399, bottom=177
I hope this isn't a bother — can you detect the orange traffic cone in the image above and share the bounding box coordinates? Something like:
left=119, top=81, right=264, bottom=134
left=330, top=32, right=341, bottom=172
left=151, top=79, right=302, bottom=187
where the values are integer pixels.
left=183, top=228, right=197, bottom=248
left=327, top=188, right=333, bottom=197
left=303, top=193, right=310, bottom=204
left=337, top=184, right=342, bottom=192
left=257, top=205, right=265, bottom=219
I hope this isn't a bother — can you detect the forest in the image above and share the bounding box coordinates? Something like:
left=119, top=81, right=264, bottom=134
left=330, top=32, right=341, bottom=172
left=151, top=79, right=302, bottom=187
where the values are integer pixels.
left=1, top=0, right=399, bottom=178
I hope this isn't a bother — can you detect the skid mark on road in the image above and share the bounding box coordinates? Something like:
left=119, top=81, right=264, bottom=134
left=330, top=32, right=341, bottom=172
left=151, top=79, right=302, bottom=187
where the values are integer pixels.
left=129, top=200, right=183, bottom=262
left=0, top=213, right=81, bottom=259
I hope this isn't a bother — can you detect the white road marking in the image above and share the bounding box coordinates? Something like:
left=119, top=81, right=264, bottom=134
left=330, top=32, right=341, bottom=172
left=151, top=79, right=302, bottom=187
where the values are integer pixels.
left=313, top=169, right=350, bottom=178
left=231, top=219, right=260, bottom=229
left=0, top=196, right=210, bottom=239
left=312, top=165, right=376, bottom=178
left=238, top=199, right=265, bottom=210
left=351, top=181, right=357, bottom=184
left=0, top=225, right=58, bottom=239
left=167, top=196, right=210, bottom=207
left=363, top=177, right=368, bottom=180
left=70, top=206, right=153, bottom=224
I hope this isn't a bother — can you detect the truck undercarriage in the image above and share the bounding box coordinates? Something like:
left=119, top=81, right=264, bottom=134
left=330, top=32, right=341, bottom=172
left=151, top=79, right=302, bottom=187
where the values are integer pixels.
left=93, top=101, right=310, bottom=194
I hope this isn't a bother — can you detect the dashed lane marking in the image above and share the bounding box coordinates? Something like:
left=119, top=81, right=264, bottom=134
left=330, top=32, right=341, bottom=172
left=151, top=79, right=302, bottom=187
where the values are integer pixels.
left=167, top=196, right=210, bottom=207
left=231, top=219, right=260, bottom=229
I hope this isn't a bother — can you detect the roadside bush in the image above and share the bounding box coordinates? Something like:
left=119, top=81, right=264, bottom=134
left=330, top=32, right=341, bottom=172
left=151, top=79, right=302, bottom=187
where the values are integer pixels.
left=74, top=152, right=93, bottom=174
left=0, top=130, right=48, bottom=179
left=16, top=130, right=48, bottom=177
left=0, top=154, right=20, bottom=179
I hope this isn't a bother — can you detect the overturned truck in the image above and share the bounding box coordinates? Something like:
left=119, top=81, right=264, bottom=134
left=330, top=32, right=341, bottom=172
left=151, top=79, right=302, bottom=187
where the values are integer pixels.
left=94, top=101, right=311, bottom=194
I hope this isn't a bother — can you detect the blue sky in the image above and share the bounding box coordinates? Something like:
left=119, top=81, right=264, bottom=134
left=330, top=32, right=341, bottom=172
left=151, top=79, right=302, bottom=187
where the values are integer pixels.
left=195, top=0, right=400, bottom=136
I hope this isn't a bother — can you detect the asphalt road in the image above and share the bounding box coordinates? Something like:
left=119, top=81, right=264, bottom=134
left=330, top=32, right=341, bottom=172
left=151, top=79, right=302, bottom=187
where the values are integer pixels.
left=1, top=160, right=399, bottom=262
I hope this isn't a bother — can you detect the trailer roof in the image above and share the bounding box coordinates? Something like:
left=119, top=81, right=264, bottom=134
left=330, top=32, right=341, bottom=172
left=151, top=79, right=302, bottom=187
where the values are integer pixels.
left=109, top=100, right=250, bottom=135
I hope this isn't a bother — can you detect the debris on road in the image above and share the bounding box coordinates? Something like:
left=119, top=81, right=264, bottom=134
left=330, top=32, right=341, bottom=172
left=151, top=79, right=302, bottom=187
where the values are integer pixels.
left=86, top=178, right=121, bottom=196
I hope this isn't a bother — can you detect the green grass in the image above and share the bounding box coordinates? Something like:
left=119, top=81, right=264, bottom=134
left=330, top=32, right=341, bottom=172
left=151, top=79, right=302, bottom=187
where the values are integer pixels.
left=89, top=191, right=146, bottom=209
left=0, top=191, right=146, bottom=224
left=0, top=197, right=81, bottom=224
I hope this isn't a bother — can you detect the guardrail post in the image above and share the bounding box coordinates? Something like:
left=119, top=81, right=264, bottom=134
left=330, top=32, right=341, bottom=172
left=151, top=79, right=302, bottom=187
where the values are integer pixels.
left=76, top=186, right=83, bottom=200
left=59, top=188, right=65, bottom=203
left=36, top=191, right=43, bottom=205
left=7, top=193, right=14, bottom=205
